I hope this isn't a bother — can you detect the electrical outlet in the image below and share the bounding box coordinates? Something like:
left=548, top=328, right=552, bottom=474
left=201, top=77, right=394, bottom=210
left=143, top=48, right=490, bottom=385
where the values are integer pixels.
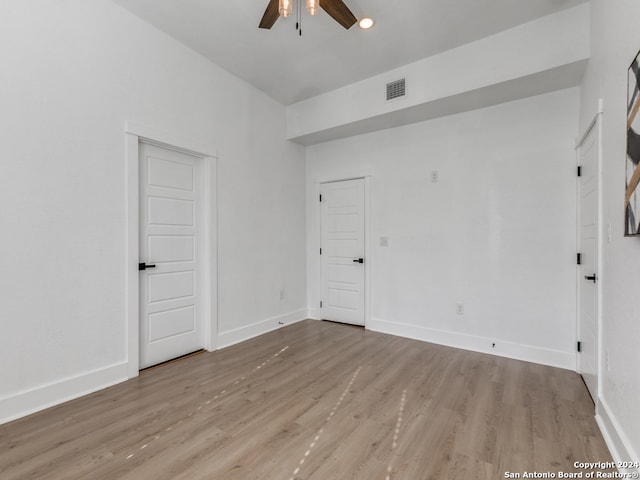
left=431, top=170, right=439, bottom=183
left=456, top=302, right=464, bottom=315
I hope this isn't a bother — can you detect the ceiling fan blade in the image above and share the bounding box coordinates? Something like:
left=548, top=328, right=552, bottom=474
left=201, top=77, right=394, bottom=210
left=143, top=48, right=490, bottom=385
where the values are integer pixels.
left=320, top=0, right=357, bottom=29
left=259, top=0, right=280, bottom=29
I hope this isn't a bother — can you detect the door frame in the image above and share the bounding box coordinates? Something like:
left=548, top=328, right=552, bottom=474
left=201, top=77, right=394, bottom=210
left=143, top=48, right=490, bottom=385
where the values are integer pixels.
left=316, top=172, right=372, bottom=328
left=125, top=121, right=218, bottom=378
left=575, top=99, right=603, bottom=401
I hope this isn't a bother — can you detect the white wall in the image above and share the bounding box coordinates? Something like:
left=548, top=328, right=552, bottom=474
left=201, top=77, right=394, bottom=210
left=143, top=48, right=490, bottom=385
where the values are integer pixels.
left=287, top=4, right=589, bottom=144
left=307, top=88, right=579, bottom=369
left=0, top=0, right=306, bottom=423
left=579, top=0, right=640, bottom=467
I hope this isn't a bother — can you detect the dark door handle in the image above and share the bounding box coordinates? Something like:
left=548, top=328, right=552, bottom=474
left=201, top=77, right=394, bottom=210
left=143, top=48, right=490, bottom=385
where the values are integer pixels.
left=139, top=263, right=157, bottom=271
left=584, top=274, right=597, bottom=284
left=352, top=258, right=364, bottom=264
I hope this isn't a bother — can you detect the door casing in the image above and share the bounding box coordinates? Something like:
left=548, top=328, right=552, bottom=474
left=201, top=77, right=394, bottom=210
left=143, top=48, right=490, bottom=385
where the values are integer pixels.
left=320, top=178, right=366, bottom=326
left=575, top=100, right=603, bottom=406
left=314, top=172, right=372, bottom=328
left=125, top=121, right=217, bottom=378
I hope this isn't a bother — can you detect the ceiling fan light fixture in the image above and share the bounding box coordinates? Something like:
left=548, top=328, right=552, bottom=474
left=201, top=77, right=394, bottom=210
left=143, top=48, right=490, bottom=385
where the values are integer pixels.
left=306, top=0, right=319, bottom=16
left=358, top=17, right=375, bottom=30
left=261, top=0, right=357, bottom=31
left=279, top=0, right=293, bottom=18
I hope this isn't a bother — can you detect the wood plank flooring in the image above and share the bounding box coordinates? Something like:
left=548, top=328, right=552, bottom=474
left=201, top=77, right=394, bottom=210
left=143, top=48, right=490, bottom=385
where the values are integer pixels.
left=0, top=320, right=613, bottom=479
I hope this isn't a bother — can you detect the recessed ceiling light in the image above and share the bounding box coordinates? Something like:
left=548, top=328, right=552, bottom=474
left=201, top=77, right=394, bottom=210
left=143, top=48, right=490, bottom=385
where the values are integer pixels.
left=358, top=17, right=375, bottom=30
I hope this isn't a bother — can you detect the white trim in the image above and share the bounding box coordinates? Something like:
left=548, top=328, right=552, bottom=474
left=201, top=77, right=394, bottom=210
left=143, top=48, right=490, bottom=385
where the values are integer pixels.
left=574, top=140, right=580, bottom=374
left=125, top=132, right=140, bottom=378
left=125, top=122, right=218, bottom=378
left=364, top=177, right=372, bottom=327
left=316, top=172, right=372, bottom=327
left=125, top=121, right=217, bottom=158
left=0, top=363, right=128, bottom=425
left=575, top=99, right=604, bottom=149
left=595, top=99, right=604, bottom=403
left=203, top=154, right=219, bottom=352
left=596, top=398, right=640, bottom=475
left=217, top=310, right=308, bottom=349
left=574, top=100, right=604, bottom=394
left=368, top=317, right=576, bottom=370
left=315, top=167, right=372, bottom=185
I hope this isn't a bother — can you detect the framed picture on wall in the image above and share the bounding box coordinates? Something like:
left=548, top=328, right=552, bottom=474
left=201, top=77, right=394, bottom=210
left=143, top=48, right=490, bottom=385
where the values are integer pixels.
left=626, top=50, right=640, bottom=236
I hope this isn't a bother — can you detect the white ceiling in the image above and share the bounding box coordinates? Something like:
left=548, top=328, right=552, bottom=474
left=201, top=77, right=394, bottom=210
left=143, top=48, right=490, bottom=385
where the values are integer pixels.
left=112, top=0, right=589, bottom=105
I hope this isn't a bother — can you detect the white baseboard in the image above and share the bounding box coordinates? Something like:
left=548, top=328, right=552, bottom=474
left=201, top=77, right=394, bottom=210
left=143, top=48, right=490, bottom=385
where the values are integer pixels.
left=0, top=362, right=128, bottom=425
left=596, top=397, right=640, bottom=475
left=307, top=308, right=322, bottom=320
left=367, top=317, right=575, bottom=370
left=217, top=309, right=308, bottom=349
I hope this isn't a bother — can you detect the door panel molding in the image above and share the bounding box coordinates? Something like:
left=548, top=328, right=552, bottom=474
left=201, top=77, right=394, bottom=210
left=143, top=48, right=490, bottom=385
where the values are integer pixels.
left=139, top=143, right=204, bottom=368
left=125, top=122, right=217, bottom=378
left=317, top=175, right=371, bottom=327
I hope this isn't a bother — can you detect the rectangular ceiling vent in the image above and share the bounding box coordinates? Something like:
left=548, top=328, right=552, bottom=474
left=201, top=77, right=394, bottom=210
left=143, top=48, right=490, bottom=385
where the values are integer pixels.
left=386, top=78, right=406, bottom=101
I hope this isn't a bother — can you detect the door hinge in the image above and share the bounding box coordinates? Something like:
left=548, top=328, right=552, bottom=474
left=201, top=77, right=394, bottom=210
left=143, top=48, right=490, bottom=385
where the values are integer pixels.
left=577, top=166, right=582, bottom=177
left=320, top=248, right=322, bottom=255
left=319, top=194, right=322, bottom=202
left=577, top=253, right=582, bottom=265
left=577, top=341, right=582, bottom=353
left=320, top=300, right=323, bottom=308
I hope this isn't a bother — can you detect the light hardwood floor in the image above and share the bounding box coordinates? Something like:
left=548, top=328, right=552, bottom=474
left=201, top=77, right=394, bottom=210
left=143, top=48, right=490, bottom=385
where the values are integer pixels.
left=0, top=320, right=613, bottom=479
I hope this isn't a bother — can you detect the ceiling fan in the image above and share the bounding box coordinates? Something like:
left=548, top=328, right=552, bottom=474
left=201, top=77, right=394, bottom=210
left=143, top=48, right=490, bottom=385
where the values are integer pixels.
left=259, top=0, right=357, bottom=30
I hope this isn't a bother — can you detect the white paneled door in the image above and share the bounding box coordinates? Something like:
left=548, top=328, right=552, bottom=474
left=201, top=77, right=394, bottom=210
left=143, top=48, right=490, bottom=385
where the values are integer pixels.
left=320, top=179, right=365, bottom=326
left=578, top=122, right=599, bottom=402
left=139, top=143, right=204, bottom=369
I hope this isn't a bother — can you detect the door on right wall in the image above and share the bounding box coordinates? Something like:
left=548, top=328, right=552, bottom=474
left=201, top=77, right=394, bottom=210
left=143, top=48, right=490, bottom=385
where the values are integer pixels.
left=320, top=179, right=365, bottom=326
left=578, top=121, right=600, bottom=403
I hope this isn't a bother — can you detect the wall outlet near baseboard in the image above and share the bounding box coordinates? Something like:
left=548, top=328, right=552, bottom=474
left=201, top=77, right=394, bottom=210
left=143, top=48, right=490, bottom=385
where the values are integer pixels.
left=456, top=302, right=464, bottom=315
